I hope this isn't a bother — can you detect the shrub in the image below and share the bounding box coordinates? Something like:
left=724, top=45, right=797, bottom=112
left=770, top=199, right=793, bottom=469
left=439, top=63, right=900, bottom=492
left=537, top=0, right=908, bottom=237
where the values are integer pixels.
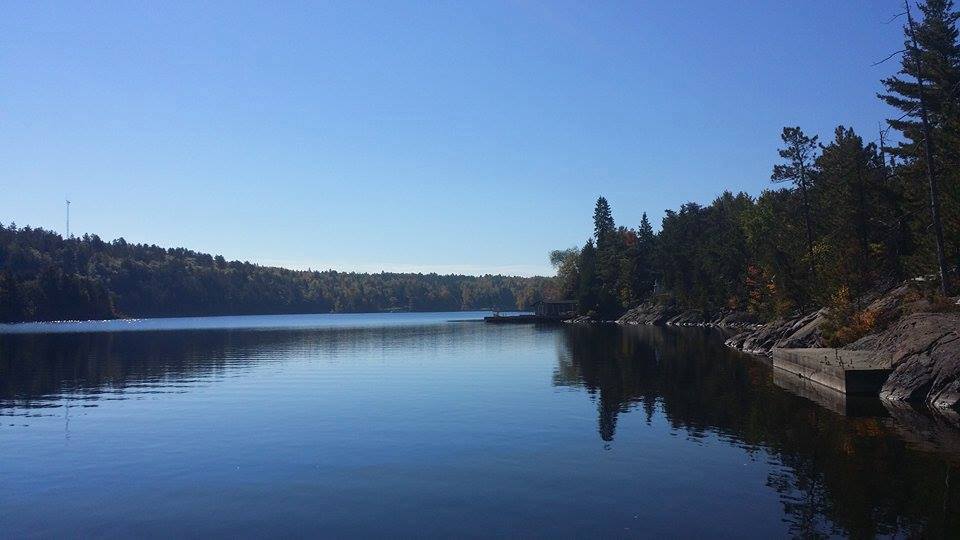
left=822, top=286, right=880, bottom=347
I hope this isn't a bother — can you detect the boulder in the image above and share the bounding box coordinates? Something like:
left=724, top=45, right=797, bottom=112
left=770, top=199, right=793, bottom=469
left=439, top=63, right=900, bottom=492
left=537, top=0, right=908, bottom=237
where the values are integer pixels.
left=725, top=309, right=825, bottom=355
left=665, top=310, right=705, bottom=326
left=856, top=312, right=960, bottom=410
left=564, top=315, right=595, bottom=325
left=616, top=303, right=679, bottom=325
left=774, top=308, right=827, bottom=349
left=716, top=310, right=760, bottom=328
left=616, top=303, right=759, bottom=330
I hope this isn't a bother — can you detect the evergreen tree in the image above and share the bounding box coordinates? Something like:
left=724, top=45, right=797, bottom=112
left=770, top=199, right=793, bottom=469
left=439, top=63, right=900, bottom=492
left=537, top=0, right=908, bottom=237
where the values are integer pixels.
left=0, top=269, right=22, bottom=323
left=638, top=213, right=655, bottom=246
left=593, top=197, right=615, bottom=243
left=880, top=0, right=960, bottom=289
left=815, top=126, right=883, bottom=301
left=616, top=241, right=637, bottom=306
left=596, top=228, right=621, bottom=296
left=634, top=213, right=657, bottom=298
left=772, top=126, right=820, bottom=282
left=881, top=0, right=960, bottom=162
left=577, top=239, right=599, bottom=313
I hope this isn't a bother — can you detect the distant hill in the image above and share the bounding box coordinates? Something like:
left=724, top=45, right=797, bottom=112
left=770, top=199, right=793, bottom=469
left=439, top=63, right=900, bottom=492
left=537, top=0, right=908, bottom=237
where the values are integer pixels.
left=0, top=223, right=553, bottom=323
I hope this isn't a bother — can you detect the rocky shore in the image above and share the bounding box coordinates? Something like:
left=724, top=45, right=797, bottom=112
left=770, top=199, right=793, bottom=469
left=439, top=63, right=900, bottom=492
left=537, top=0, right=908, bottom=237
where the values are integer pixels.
left=614, top=301, right=828, bottom=354
left=854, top=312, right=960, bottom=410
left=615, top=302, right=762, bottom=329
left=609, top=283, right=960, bottom=411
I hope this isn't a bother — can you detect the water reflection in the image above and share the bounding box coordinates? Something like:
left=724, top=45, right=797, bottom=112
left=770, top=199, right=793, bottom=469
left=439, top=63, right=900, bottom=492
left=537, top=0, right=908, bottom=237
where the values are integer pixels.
left=1, top=331, right=233, bottom=412
left=552, top=324, right=960, bottom=538
left=3, top=319, right=960, bottom=537
left=0, top=323, right=491, bottom=414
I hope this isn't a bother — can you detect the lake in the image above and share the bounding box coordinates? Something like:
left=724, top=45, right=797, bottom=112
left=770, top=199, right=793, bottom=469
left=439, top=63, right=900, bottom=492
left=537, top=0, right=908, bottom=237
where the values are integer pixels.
left=1, top=312, right=958, bottom=538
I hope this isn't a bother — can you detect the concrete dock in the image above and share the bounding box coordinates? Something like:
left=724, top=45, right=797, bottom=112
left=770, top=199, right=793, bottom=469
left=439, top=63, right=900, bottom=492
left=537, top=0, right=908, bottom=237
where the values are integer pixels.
left=771, top=348, right=893, bottom=395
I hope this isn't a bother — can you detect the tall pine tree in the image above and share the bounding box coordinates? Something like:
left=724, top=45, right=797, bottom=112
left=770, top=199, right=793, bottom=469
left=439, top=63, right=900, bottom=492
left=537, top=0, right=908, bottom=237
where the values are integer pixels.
left=772, top=127, right=820, bottom=283
left=634, top=213, right=657, bottom=298
left=577, top=239, right=599, bottom=313
left=880, top=0, right=960, bottom=289
left=593, top=197, right=615, bottom=244
left=815, top=126, right=883, bottom=301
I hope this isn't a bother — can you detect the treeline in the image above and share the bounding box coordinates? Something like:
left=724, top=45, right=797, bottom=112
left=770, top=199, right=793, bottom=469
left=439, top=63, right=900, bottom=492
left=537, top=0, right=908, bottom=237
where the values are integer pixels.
left=0, top=224, right=550, bottom=323
left=552, top=0, right=960, bottom=324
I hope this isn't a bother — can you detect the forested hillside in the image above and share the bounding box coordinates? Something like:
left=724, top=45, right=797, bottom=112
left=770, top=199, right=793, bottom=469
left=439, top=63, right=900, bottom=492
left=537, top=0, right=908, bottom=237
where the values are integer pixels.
left=552, top=0, right=960, bottom=334
left=0, top=224, right=550, bottom=322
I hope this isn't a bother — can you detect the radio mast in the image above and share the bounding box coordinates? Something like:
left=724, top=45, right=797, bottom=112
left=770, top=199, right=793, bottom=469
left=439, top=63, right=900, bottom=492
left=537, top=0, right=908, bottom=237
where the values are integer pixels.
left=66, top=198, right=71, bottom=238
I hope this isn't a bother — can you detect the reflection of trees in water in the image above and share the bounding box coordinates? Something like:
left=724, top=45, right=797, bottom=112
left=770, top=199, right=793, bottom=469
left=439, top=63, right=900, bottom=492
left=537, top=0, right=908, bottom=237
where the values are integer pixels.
left=0, top=323, right=489, bottom=409
left=553, top=325, right=659, bottom=441
left=4, top=323, right=958, bottom=537
left=553, top=324, right=960, bottom=538
left=1, top=331, right=232, bottom=410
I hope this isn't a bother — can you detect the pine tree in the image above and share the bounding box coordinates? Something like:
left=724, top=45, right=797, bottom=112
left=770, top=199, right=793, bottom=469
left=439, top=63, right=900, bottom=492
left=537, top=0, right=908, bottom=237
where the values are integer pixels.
left=881, top=0, right=960, bottom=161
left=0, top=269, right=22, bottom=323
left=634, top=213, right=657, bottom=298
left=577, top=239, right=599, bottom=314
left=815, top=126, right=882, bottom=301
left=880, top=0, right=960, bottom=291
left=772, top=126, right=819, bottom=280
left=638, top=213, right=654, bottom=246
left=593, top=197, right=615, bottom=244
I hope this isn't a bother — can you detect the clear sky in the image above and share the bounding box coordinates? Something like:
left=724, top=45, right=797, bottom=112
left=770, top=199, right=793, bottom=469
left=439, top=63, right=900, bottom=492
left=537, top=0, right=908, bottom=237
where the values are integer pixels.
left=2, top=1, right=907, bottom=276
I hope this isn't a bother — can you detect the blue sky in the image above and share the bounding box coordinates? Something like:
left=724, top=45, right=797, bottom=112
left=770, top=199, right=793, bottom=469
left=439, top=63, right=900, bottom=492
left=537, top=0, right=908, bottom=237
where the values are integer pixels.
left=2, top=1, right=905, bottom=276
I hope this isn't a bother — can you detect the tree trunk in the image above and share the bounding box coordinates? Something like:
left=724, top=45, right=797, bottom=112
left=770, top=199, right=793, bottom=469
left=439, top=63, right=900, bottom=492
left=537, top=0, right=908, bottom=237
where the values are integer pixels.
left=907, top=0, right=951, bottom=295
left=798, top=162, right=815, bottom=280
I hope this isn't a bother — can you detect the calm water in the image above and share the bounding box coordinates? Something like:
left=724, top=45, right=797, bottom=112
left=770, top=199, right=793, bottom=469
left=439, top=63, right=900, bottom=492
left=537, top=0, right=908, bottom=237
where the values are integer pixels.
left=2, top=313, right=959, bottom=538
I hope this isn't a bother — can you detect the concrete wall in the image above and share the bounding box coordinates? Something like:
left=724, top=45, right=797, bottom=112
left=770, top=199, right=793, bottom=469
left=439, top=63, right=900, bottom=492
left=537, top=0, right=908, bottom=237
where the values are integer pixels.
left=772, top=348, right=891, bottom=395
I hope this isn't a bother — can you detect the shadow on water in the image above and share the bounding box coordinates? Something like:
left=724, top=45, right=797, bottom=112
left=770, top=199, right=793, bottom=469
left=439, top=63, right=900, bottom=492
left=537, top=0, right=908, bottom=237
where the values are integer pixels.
left=552, top=323, right=960, bottom=538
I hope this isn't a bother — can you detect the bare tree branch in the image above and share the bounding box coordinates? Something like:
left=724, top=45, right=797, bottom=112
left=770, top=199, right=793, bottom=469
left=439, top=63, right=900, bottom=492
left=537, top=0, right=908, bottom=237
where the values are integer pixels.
left=873, top=49, right=907, bottom=66
left=884, top=11, right=907, bottom=24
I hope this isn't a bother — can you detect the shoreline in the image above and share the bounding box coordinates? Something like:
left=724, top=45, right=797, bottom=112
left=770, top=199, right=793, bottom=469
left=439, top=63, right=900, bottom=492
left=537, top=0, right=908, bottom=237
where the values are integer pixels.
left=579, top=284, right=960, bottom=413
